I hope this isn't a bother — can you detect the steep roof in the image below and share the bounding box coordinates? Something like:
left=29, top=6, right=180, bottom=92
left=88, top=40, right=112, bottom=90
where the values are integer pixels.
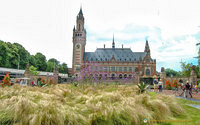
left=83, top=48, right=147, bottom=62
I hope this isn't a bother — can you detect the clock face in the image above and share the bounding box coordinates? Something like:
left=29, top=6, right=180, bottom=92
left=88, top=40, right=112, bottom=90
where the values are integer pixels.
left=76, top=44, right=80, bottom=49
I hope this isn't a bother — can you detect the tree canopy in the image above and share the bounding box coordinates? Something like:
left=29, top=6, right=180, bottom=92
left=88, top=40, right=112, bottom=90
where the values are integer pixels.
left=0, top=40, right=68, bottom=74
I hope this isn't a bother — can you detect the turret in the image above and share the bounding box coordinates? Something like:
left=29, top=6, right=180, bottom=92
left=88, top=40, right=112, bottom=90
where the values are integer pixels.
left=144, top=40, right=150, bottom=55
left=112, top=34, right=115, bottom=48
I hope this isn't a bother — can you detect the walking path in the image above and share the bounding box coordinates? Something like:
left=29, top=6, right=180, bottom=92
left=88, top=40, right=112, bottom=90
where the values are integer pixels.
left=150, top=89, right=200, bottom=100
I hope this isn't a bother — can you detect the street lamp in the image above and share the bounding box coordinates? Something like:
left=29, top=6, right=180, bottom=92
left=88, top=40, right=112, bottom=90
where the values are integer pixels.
left=18, top=54, right=20, bottom=70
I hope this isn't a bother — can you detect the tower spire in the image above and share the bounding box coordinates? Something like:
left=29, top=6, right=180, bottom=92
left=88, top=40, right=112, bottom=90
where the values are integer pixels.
left=112, top=34, right=115, bottom=48
left=79, top=6, right=83, bottom=16
left=144, top=40, right=150, bottom=54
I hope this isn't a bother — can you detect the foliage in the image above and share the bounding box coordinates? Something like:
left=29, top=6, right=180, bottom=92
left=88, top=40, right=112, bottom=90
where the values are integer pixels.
left=41, top=77, right=47, bottom=85
left=165, top=80, right=172, bottom=90
left=165, top=80, right=179, bottom=90
left=46, top=58, right=68, bottom=74
left=0, top=84, right=184, bottom=125
left=137, top=82, right=149, bottom=94
left=172, top=79, right=178, bottom=88
left=0, top=40, right=68, bottom=74
left=180, top=62, right=193, bottom=77
left=73, top=82, right=78, bottom=87
left=165, top=68, right=182, bottom=77
left=29, top=65, right=39, bottom=75
left=34, top=53, right=47, bottom=71
left=0, top=41, right=30, bottom=69
left=59, top=63, right=68, bottom=74
left=1, top=73, right=11, bottom=87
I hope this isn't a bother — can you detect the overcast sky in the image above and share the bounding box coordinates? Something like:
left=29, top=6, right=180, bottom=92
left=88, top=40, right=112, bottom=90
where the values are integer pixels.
left=0, top=0, right=199, bottom=71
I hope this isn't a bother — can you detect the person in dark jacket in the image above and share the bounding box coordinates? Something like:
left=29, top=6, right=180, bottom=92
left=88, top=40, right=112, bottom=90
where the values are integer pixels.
left=185, top=82, right=192, bottom=98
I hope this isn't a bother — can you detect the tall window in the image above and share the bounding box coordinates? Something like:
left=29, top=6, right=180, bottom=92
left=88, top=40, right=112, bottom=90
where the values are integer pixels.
left=99, top=67, right=103, bottom=71
left=119, top=67, right=122, bottom=72
left=146, top=69, right=150, bottom=76
left=78, top=24, right=81, bottom=31
left=129, top=67, right=132, bottom=72
left=111, top=67, right=115, bottom=72
left=104, top=67, right=107, bottom=72
left=124, top=67, right=127, bottom=72
left=95, top=66, right=98, bottom=71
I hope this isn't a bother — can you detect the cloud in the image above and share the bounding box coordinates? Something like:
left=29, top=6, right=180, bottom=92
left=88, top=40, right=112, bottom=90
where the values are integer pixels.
left=0, top=0, right=200, bottom=72
left=86, top=21, right=199, bottom=71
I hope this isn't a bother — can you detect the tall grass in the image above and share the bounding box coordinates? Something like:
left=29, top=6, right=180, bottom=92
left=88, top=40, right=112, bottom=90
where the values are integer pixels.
left=0, top=84, right=184, bottom=125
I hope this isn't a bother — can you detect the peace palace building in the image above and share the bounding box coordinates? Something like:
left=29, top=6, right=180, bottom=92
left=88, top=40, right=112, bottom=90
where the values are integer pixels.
left=72, top=8, right=156, bottom=79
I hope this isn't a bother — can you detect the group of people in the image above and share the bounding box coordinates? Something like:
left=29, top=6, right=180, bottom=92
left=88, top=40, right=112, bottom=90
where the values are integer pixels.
left=153, top=79, right=163, bottom=92
left=179, top=81, right=200, bottom=98
left=153, top=79, right=200, bottom=98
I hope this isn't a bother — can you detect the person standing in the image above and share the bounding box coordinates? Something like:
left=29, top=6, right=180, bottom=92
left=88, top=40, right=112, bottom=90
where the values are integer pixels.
left=179, top=82, right=186, bottom=97
left=185, top=81, right=192, bottom=98
left=158, top=79, right=163, bottom=92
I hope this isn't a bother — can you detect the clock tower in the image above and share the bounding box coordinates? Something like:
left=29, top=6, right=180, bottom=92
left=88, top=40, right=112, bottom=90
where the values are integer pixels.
left=72, top=7, right=86, bottom=76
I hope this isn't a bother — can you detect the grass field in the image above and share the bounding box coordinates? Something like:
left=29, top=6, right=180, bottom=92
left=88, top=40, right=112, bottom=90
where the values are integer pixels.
left=0, top=84, right=197, bottom=125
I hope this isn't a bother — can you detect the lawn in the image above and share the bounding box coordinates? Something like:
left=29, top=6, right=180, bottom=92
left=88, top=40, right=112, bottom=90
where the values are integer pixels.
left=148, top=92, right=200, bottom=125
left=0, top=84, right=196, bottom=125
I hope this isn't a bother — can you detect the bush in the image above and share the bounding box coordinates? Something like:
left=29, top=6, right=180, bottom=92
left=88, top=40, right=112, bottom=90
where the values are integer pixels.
left=165, top=80, right=172, bottom=90
left=137, top=82, right=149, bottom=94
left=1, top=73, right=11, bottom=87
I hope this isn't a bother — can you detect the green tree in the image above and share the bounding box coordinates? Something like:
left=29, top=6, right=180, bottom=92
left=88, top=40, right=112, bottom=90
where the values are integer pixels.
left=29, top=65, right=40, bottom=75
left=34, top=53, right=47, bottom=71
left=46, top=61, right=54, bottom=72
left=13, top=43, right=30, bottom=69
left=29, top=55, right=36, bottom=67
left=48, top=58, right=60, bottom=65
left=0, top=41, right=8, bottom=67
left=181, top=62, right=193, bottom=77
left=46, top=58, right=59, bottom=72
left=60, top=63, right=68, bottom=74
left=165, top=68, right=182, bottom=77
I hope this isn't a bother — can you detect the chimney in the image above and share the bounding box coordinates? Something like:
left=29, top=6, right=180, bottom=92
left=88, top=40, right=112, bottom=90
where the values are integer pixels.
left=122, top=44, right=123, bottom=49
left=104, top=44, right=105, bottom=49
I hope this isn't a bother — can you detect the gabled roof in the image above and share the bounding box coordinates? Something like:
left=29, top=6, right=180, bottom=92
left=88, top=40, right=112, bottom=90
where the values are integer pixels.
left=83, top=48, right=147, bottom=62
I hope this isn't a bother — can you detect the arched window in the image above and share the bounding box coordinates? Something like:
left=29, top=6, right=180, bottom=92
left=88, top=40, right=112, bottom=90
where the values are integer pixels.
left=146, top=69, right=150, bottom=76
left=124, top=74, right=127, bottom=78
left=111, top=74, right=115, bottom=80
left=119, top=74, right=122, bottom=79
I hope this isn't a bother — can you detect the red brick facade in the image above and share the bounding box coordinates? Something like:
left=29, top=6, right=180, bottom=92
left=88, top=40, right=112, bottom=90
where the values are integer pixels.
left=72, top=8, right=156, bottom=79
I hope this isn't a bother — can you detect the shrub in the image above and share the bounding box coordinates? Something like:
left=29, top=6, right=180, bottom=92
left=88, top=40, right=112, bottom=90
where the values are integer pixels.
left=165, top=80, right=172, bottom=90
left=137, top=82, right=149, bottom=94
left=172, top=80, right=178, bottom=88
left=1, top=73, right=11, bottom=87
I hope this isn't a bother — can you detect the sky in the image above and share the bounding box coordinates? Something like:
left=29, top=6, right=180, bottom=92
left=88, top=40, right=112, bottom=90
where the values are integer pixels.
left=0, top=0, right=200, bottom=71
